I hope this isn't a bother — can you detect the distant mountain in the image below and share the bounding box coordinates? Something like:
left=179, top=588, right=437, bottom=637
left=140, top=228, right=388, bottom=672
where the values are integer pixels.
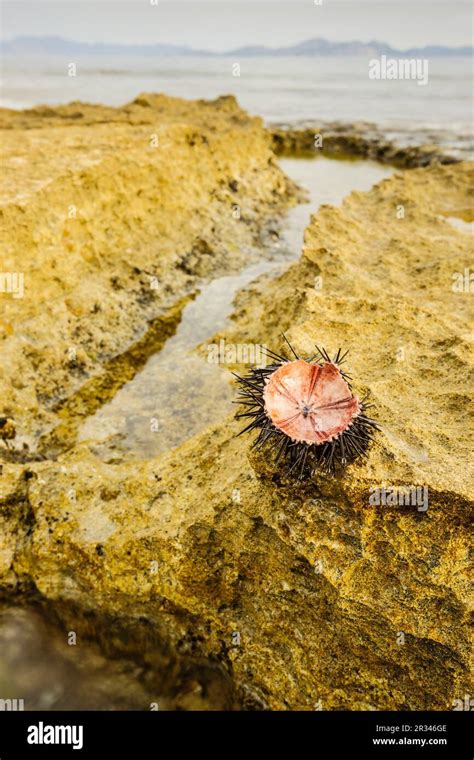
left=0, top=36, right=201, bottom=56
left=1, top=35, right=471, bottom=57
left=229, top=37, right=473, bottom=57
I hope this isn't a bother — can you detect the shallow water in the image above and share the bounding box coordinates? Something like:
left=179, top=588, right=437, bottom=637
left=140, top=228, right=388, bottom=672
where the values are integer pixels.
left=0, top=604, right=235, bottom=711
left=442, top=215, right=474, bottom=233
left=78, top=156, right=392, bottom=461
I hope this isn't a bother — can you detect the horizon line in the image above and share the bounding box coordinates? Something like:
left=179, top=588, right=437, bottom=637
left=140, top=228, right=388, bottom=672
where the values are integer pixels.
left=1, top=34, right=472, bottom=54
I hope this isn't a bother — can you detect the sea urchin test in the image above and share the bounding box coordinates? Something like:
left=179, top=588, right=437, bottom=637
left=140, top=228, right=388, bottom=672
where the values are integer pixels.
left=234, top=342, right=378, bottom=479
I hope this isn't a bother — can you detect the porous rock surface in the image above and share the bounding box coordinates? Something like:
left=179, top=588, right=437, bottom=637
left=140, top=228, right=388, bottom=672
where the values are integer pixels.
left=0, top=94, right=297, bottom=447
left=1, top=107, right=472, bottom=710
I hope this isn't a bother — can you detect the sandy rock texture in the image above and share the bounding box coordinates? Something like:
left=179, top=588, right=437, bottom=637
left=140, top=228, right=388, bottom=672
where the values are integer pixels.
left=0, top=94, right=297, bottom=451
left=1, top=158, right=472, bottom=709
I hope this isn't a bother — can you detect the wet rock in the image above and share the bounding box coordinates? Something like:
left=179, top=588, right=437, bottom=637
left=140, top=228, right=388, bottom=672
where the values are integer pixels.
left=0, top=94, right=298, bottom=448
left=1, top=161, right=472, bottom=709
left=270, top=121, right=461, bottom=167
left=0, top=603, right=237, bottom=710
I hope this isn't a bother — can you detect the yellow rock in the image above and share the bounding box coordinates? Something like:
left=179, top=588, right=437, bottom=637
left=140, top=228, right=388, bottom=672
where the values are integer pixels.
left=0, top=98, right=472, bottom=709
left=0, top=94, right=298, bottom=444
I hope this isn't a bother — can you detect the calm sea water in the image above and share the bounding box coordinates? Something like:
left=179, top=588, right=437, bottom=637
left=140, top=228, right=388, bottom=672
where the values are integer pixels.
left=1, top=54, right=472, bottom=155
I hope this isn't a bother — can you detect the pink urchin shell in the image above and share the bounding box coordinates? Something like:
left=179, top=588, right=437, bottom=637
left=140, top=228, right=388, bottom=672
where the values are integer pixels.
left=263, top=360, right=360, bottom=445
left=235, top=343, right=378, bottom=478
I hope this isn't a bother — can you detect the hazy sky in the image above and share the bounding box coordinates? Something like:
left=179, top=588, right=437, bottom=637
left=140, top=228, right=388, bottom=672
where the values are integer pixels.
left=1, top=0, right=472, bottom=50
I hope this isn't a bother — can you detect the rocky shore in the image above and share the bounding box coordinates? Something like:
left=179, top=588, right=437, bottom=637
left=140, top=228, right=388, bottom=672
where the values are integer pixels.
left=0, top=94, right=299, bottom=453
left=270, top=120, right=461, bottom=167
left=1, top=95, right=472, bottom=710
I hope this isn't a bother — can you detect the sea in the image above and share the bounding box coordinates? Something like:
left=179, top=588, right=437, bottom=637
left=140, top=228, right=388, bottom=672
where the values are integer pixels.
left=1, top=54, right=472, bottom=157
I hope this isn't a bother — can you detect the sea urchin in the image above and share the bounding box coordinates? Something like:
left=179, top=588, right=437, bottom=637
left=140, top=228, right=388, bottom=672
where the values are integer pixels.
left=234, top=340, right=378, bottom=479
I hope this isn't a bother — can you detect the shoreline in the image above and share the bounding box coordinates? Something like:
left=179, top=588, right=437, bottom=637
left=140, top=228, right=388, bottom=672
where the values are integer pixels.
left=0, top=93, right=300, bottom=452
left=270, top=120, right=465, bottom=167
left=1, top=97, right=470, bottom=165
